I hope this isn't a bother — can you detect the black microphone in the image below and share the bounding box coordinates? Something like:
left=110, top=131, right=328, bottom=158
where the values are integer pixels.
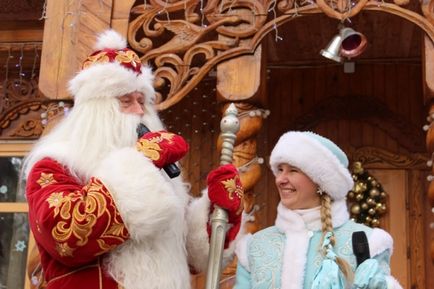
left=352, top=231, right=370, bottom=267
left=136, top=123, right=181, bottom=178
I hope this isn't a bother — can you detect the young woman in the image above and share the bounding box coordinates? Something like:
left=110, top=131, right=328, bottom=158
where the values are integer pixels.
left=234, top=131, right=402, bottom=289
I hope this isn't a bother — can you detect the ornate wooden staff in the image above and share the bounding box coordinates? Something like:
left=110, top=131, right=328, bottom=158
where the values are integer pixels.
left=205, top=103, right=240, bottom=289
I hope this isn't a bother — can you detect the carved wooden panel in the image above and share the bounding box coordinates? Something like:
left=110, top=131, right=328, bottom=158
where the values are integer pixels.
left=0, top=78, right=46, bottom=139
left=124, top=0, right=434, bottom=110
left=0, top=77, right=71, bottom=140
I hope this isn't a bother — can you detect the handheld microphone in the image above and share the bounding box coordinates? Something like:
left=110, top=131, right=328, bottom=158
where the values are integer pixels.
left=352, top=231, right=370, bottom=267
left=136, top=123, right=181, bottom=178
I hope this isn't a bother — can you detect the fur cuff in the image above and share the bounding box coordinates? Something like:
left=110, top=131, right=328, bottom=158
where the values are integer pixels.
left=186, top=189, right=211, bottom=272
left=235, top=234, right=252, bottom=271
left=186, top=190, right=250, bottom=272
left=368, top=228, right=394, bottom=257
left=386, top=276, right=403, bottom=289
left=94, top=147, right=183, bottom=241
left=223, top=211, right=251, bottom=264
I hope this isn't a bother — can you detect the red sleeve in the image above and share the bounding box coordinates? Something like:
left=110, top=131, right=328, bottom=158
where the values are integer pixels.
left=26, top=158, right=130, bottom=267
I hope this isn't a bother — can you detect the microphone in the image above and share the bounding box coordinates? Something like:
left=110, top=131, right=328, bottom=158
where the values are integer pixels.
left=352, top=231, right=370, bottom=267
left=136, top=123, right=181, bottom=178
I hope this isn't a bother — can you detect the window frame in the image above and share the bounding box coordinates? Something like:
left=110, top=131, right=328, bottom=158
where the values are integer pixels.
left=0, top=141, right=35, bottom=289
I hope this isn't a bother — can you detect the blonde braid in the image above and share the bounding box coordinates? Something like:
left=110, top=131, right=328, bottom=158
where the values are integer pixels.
left=320, top=194, right=354, bottom=285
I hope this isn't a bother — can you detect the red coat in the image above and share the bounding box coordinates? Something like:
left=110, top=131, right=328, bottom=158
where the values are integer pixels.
left=26, top=157, right=130, bottom=289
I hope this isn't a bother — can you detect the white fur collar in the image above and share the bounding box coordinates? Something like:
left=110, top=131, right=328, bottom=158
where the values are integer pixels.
left=275, top=199, right=349, bottom=232
left=275, top=200, right=349, bottom=289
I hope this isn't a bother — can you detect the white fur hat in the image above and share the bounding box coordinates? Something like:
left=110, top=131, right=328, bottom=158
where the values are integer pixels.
left=269, top=131, right=353, bottom=201
left=68, top=30, right=155, bottom=106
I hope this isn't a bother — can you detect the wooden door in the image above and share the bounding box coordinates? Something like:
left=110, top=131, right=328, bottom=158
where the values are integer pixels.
left=370, top=169, right=409, bottom=288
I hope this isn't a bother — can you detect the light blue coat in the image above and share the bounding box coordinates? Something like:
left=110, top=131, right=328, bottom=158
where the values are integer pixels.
left=234, top=201, right=402, bottom=289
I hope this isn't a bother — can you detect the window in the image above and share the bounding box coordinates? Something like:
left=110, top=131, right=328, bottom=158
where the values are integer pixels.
left=0, top=143, right=33, bottom=289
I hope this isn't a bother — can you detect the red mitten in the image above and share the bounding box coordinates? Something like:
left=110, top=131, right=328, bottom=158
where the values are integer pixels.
left=136, top=131, right=189, bottom=168
left=207, top=164, right=244, bottom=224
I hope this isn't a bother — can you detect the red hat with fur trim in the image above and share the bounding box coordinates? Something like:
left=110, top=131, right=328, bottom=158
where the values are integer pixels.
left=68, top=30, right=155, bottom=106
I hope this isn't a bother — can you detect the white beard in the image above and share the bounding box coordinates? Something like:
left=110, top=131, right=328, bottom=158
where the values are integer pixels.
left=23, top=98, right=163, bottom=183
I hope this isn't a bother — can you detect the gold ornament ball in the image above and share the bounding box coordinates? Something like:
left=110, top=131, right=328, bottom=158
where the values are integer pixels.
left=369, top=188, right=380, bottom=198
left=371, top=218, right=380, bottom=227
left=370, top=179, right=378, bottom=187
left=364, top=216, right=372, bottom=225
left=354, top=182, right=367, bottom=193
left=352, top=162, right=364, bottom=174
left=375, top=203, right=383, bottom=211
left=361, top=202, right=369, bottom=210
left=356, top=193, right=364, bottom=201
left=380, top=191, right=387, bottom=199
left=367, top=197, right=376, bottom=206
left=351, top=204, right=361, bottom=215
left=368, top=208, right=376, bottom=216
left=347, top=191, right=355, bottom=200
left=377, top=203, right=387, bottom=214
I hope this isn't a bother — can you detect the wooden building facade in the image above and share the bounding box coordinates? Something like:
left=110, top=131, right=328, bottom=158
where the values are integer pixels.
left=1, top=0, right=434, bottom=289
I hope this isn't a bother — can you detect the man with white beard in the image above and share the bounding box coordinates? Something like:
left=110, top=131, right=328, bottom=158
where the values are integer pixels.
left=23, top=30, right=244, bottom=289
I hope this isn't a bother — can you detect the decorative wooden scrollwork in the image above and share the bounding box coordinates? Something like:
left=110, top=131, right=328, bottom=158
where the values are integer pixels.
left=0, top=78, right=72, bottom=140
left=0, top=78, right=44, bottom=139
left=127, top=0, right=434, bottom=111
left=348, top=146, right=428, bottom=169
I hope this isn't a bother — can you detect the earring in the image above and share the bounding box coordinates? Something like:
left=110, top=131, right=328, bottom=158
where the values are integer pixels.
left=316, top=187, right=324, bottom=195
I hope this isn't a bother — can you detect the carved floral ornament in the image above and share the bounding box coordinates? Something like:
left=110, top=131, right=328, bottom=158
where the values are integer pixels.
left=127, top=0, right=434, bottom=111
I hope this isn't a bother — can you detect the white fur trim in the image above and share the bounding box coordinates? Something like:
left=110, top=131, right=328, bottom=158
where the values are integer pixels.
left=269, top=131, right=353, bottom=200
left=185, top=189, right=211, bottom=272
left=106, top=235, right=191, bottom=289
left=386, top=276, right=403, bottom=289
left=94, top=147, right=185, bottom=241
left=368, top=228, right=393, bottom=257
left=281, top=230, right=311, bottom=289
left=222, top=211, right=250, bottom=267
left=94, top=30, right=127, bottom=50
left=275, top=201, right=348, bottom=289
left=235, top=234, right=252, bottom=271
left=275, top=199, right=349, bottom=232
left=186, top=189, right=247, bottom=272
left=69, top=62, right=155, bottom=106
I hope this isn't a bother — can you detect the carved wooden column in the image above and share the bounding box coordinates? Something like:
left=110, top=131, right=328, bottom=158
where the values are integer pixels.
left=426, top=112, right=434, bottom=264
left=216, top=44, right=267, bottom=279
left=423, top=31, right=434, bottom=262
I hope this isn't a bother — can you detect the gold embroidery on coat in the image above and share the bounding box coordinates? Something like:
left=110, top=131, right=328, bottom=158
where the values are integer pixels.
left=56, top=242, right=74, bottom=257
left=37, top=173, right=57, bottom=188
left=47, top=178, right=128, bottom=254
left=96, top=239, right=117, bottom=255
